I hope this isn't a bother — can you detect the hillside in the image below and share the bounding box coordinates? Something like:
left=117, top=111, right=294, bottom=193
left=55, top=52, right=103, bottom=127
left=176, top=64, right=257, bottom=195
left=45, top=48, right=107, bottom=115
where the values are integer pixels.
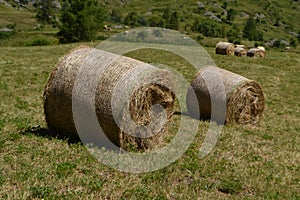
left=0, top=0, right=300, bottom=47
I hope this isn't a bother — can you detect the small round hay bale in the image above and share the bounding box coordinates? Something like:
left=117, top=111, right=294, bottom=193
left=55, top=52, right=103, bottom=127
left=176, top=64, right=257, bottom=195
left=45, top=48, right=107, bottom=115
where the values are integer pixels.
left=235, top=44, right=247, bottom=49
left=234, top=47, right=247, bottom=57
left=186, top=67, right=265, bottom=126
left=247, top=48, right=265, bottom=58
left=215, top=42, right=235, bottom=55
left=44, top=47, right=175, bottom=151
left=256, top=46, right=265, bottom=52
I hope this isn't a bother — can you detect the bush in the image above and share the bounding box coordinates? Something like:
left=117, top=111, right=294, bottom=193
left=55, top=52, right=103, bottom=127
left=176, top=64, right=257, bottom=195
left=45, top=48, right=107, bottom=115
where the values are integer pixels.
left=290, top=38, right=298, bottom=47
left=193, top=18, right=225, bottom=38
left=124, top=11, right=138, bottom=26
left=24, top=38, right=53, bottom=46
left=6, top=23, right=16, bottom=30
left=147, top=16, right=165, bottom=28
left=243, top=16, right=264, bottom=41
left=110, top=8, right=122, bottom=23
left=273, top=40, right=286, bottom=48
left=58, top=0, right=106, bottom=43
left=0, top=31, right=15, bottom=40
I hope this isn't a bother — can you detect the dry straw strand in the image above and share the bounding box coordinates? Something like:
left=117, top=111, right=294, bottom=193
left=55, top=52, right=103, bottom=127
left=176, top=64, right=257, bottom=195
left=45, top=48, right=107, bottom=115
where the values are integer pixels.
left=44, top=47, right=175, bottom=151
left=186, top=67, right=265, bottom=126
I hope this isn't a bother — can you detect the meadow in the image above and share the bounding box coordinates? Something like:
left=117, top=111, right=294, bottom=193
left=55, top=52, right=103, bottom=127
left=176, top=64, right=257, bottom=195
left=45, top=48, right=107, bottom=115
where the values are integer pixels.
left=0, top=41, right=299, bottom=199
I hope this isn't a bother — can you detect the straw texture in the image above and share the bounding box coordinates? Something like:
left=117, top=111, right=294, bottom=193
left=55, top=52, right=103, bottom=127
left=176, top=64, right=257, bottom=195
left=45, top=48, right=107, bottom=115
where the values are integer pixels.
left=186, top=67, right=265, bottom=126
left=216, top=42, right=235, bottom=55
left=44, top=47, right=175, bottom=151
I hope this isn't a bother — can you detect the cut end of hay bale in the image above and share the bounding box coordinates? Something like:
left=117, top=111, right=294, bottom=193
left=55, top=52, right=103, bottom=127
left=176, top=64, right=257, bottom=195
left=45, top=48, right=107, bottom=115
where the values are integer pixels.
left=186, top=67, right=265, bottom=126
left=226, top=80, right=265, bottom=126
left=44, top=47, right=176, bottom=151
left=216, top=42, right=235, bottom=55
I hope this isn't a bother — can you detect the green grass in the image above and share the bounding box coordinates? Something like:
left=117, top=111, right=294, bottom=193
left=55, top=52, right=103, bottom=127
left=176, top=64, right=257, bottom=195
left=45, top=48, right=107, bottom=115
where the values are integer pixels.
left=0, top=4, right=37, bottom=31
left=0, top=42, right=299, bottom=199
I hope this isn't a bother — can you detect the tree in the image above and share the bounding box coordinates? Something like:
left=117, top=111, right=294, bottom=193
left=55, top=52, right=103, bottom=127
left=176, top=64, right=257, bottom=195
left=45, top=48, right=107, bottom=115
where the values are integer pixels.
left=137, top=15, right=147, bottom=26
left=148, top=16, right=165, bottom=28
left=110, top=8, right=122, bottom=23
left=193, top=18, right=225, bottom=38
left=35, top=0, right=56, bottom=24
left=167, top=11, right=179, bottom=30
left=290, top=38, right=298, bottom=47
left=226, top=8, right=236, bottom=24
left=162, top=7, right=171, bottom=23
left=57, top=0, right=105, bottom=43
left=124, top=11, right=138, bottom=26
left=243, top=16, right=264, bottom=41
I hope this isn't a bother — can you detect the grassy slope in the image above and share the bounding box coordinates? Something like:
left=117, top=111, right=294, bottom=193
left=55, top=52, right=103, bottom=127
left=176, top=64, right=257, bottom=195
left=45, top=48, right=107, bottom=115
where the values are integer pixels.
left=105, top=0, right=300, bottom=41
left=0, top=43, right=299, bottom=199
left=1, top=0, right=300, bottom=47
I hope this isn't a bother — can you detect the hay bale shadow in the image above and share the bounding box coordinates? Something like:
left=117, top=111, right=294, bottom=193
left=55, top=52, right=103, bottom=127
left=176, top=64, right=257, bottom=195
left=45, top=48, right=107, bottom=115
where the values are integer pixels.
left=21, top=125, right=81, bottom=144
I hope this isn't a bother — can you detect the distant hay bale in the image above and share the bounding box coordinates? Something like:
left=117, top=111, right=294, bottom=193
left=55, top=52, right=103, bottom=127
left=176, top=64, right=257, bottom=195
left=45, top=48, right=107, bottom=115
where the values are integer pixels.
left=256, top=46, right=265, bottom=52
left=235, top=44, right=247, bottom=49
left=234, top=47, right=247, bottom=57
left=215, top=42, right=235, bottom=55
left=247, top=48, right=265, bottom=58
left=44, top=47, right=175, bottom=151
left=186, top=67, right=265, bottom=126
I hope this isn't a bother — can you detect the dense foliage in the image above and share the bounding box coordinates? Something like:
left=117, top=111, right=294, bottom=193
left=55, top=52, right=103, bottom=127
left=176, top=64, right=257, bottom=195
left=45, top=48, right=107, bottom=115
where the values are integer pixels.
left=57, top=0, right=105, bottom=43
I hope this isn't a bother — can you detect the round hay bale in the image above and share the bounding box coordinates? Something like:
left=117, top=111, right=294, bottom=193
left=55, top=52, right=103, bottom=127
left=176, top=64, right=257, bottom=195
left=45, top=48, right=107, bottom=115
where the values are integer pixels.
left=256, top=46, right=265, bottom=52
left=234, top=47, right=247, bottom=57
left=215, top=42, right=235, bottom=55
left=186, top=67, right=265, bottom=126
left=247, top=48, right=265, bottom=58
left=235, top=44, right=247, bottom=49
left=44, top=47, right=175, bottom=151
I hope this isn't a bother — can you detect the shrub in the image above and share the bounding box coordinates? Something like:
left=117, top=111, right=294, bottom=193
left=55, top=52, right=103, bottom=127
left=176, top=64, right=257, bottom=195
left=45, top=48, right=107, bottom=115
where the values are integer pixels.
left=0, top=31, right=15, bottom=40
left=57, top=0, right=106, bottom=43
left=24, top=38, right=53, bottom=46
left=290, top=38, right=298, bottom=47
left=147, top=16, right=165, bottom=28
left=124, top=11, right=139, bottom=26
left=193, top=18, right=225, bottom=38
left=110, top=8, right=122, bottom=23
left=243, top=16, right=264, bottom=41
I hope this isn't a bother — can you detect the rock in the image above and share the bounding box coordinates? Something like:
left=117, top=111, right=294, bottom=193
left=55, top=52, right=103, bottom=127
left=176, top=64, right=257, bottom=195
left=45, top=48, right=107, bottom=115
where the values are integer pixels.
left=288, top=31, right=299, bottom=37
left=255, top=13, right=266, bottom=19
left=0, top=27, right=14, bottom=32
left=196, top=1, right=205, bottom=8
left=238, top=12, right=249, bottom=18
left=203, top=12, right=222, bottom=22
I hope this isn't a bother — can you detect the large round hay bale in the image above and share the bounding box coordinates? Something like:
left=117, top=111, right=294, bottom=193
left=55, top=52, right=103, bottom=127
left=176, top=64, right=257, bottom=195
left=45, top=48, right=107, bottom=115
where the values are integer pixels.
left=186, top=67, right=265, bottom=126
left=234, top=47, right=247, bottom=57
left=43, top=47, right=175, bottom=151
left=247, top=48, right=265, bottom=58
left=215, top=42, right=235, bottom=55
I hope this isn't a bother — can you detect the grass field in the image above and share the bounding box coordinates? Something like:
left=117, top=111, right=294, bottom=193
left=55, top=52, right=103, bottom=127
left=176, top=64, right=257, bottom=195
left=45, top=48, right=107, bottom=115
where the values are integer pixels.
left=0, top=41, right=299, bottom=199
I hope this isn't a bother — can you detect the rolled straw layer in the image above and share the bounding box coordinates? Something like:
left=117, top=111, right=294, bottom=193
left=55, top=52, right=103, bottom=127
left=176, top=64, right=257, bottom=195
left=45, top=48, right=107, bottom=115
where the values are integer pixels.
left=186, top=67, right=265, bottom=126
left=215, top=42, right=235, bottom=55
left=247, top=48, right=266, bottom=58
left=234, top=47, right=247, bottom=57
left=44, top=47, right=175, bottom=151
